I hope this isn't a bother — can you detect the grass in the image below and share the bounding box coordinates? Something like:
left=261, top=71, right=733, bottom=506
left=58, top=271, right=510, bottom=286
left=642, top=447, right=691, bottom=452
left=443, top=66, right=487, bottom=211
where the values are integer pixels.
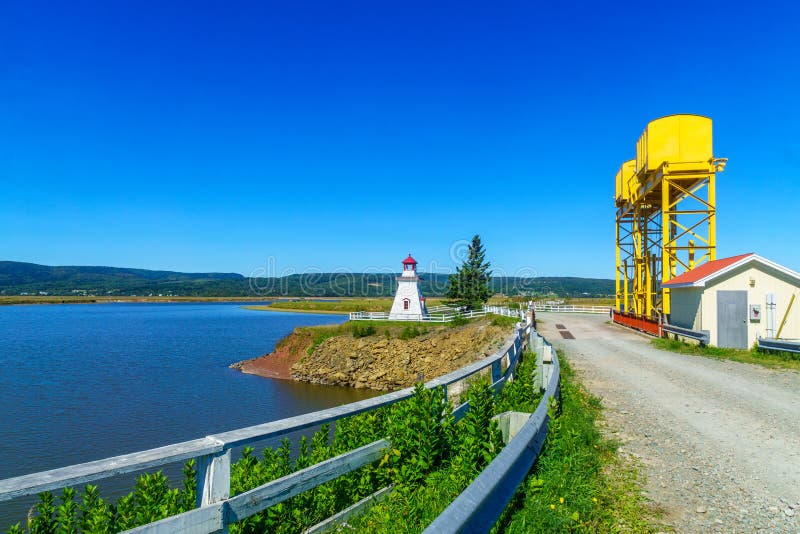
left=490, top=314, right=522, bottom=328
left=498, top=355, right=668, bottom=533
left=652, top=337, right=800, bottom=370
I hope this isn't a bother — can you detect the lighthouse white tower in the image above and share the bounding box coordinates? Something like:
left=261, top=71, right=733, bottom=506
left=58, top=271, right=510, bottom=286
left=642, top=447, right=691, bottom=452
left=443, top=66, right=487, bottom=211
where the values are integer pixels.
left=389, top=254, right=429, bottom=320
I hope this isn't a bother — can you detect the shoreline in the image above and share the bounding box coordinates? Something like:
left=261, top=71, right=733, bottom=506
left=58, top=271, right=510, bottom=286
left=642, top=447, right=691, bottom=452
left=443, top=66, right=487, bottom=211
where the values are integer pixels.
left=231, top=329, right=313, bottom=381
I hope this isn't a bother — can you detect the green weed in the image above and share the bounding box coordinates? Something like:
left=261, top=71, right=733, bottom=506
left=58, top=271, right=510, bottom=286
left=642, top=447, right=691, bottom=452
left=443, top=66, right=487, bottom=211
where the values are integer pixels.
left=490, top=314, right=521, bottom=328
left=351, top=323, right=377, bottom=338
left=652, top=337, right=800, bottom=369
left=498, top=356, right=667, bottom=533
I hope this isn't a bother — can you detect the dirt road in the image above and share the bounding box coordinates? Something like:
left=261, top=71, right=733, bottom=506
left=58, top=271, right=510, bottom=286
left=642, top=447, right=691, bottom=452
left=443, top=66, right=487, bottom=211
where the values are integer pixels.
left=537, top=312, right=800, bottom=533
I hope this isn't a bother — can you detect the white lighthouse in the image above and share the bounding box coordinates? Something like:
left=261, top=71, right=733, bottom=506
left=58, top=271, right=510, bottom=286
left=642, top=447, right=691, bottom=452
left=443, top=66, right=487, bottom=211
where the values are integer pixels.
left=388, top=254, right=429, bottom=320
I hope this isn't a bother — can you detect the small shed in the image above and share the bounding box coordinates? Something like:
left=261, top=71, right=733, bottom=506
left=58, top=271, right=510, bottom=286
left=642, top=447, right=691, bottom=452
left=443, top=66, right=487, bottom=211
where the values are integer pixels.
left=663, top=253, right=800, bottom=348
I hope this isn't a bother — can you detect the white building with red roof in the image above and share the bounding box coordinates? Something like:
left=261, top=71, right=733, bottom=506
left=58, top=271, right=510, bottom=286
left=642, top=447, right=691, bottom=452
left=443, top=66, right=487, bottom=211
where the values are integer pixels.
left=663, top=253, right=800, bottom=348
left=388, top=254, right=429, bottom=320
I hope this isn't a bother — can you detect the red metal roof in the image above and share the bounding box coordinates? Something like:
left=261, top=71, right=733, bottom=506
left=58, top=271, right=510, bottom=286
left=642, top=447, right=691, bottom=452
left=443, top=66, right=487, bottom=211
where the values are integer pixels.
left=663, top=253, right=754, bottom=287
left=402, top=254, right=417, bottom=265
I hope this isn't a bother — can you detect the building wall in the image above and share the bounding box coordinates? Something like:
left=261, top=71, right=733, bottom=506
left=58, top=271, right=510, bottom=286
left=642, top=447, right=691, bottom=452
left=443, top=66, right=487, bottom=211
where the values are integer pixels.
left=697, top=264, right=800, bottom=347
left=668, top=287, right=703, bottom=329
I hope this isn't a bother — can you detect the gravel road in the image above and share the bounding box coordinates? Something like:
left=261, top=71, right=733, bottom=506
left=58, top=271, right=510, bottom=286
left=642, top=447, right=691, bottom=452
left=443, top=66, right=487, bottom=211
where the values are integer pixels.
left=537, top=312, right=800, bottom=533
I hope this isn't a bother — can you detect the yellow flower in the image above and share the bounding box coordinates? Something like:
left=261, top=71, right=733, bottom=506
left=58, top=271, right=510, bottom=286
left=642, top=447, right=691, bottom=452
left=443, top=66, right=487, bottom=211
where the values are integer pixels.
left=593, top=497, right=598, bottom=503
left=559, top=497, right=565, bottom=504
left=550, top=504, right=556, bottom=510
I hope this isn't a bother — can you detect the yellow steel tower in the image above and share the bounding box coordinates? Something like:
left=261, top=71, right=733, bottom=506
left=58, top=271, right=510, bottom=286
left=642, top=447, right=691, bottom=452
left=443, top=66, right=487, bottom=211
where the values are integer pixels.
left=614, top=115, right=727, bottom=319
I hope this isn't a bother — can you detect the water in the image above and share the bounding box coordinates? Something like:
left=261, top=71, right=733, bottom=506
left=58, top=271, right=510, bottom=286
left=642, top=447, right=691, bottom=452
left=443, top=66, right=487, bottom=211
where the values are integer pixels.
left=0, top=302, right=377, bottom=523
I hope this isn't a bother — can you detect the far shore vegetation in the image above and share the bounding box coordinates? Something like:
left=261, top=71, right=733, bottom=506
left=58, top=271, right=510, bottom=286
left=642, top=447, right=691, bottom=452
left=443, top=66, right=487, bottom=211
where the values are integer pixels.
left=0, top=295, right=281, bottom=306
left=652, top=337, right=800, bottom=370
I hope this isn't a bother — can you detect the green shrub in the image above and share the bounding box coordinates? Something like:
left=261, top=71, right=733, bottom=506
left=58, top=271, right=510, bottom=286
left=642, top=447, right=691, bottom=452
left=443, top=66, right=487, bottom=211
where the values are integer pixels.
left=352, top=323, right=377, bottom=338
left=448, top=315, right=469, bottom=327
left=490, top=314, right=520, bottom=328
left=398, top=325, right=421, bottom=340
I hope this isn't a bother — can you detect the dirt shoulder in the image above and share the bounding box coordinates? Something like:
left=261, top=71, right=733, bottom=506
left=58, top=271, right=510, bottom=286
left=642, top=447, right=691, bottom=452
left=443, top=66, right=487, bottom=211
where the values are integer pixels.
left=537, top=312, right=800, bottom=533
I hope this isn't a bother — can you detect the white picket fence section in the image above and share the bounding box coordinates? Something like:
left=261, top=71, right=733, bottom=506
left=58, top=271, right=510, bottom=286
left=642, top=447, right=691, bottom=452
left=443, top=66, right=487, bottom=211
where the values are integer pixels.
left=349, top=305, right=526, bottom=323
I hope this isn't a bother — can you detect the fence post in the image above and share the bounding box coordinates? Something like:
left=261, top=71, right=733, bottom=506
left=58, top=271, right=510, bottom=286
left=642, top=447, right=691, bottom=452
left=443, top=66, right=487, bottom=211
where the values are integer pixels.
left=196, top=448, right=231, bottom=510
left=541, top=344, right=554, bottom=390
left=491, top=360, right=502, bottom=383
left=532, top=335, right=544, bottom=391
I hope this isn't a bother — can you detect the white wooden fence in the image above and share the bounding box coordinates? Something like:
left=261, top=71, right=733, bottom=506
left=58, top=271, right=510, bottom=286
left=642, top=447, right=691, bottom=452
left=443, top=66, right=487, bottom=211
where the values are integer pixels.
left=0, top=308, right=555, bottom=533
left=349, top=304, right=525, bottom=323
left=533, top=304, right=610, bottom=314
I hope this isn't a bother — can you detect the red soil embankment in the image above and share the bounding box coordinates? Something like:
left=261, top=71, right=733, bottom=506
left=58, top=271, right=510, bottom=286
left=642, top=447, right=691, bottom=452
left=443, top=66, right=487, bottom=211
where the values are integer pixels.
left=231, top=330, right=312, bottom=380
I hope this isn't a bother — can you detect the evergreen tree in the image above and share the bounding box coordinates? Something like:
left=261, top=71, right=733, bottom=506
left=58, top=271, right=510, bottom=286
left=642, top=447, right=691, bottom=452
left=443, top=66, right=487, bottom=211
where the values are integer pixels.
left=446, top=235, right=492, bottom=309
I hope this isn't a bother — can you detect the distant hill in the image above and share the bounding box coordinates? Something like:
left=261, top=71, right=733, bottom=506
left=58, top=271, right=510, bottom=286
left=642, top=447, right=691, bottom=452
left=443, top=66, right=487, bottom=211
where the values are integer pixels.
left=0, top=261, right=613, bottom=298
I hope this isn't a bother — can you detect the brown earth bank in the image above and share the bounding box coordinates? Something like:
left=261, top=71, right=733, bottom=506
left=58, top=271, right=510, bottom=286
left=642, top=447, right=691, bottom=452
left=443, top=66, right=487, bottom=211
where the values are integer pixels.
left=231, top=330, right=313, bottom=380
left=231, top=319, right=515, bottom=390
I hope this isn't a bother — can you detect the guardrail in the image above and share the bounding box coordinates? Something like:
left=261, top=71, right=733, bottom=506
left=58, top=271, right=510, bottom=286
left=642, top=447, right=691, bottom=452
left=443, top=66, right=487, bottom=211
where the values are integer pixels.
left=757, top=337, right=800, bottom=354
left=0, top=310, right=534, bottom=533
left=534, top=304, right=609, bottom=314
left=662, top=324, right=710, bottom=345
left=424, top=329, right=561, bottom=533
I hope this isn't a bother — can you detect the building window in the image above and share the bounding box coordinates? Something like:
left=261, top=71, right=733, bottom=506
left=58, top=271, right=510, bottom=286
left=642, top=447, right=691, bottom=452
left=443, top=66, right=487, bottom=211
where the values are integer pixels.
left=403, top=298, right=410, bottom=310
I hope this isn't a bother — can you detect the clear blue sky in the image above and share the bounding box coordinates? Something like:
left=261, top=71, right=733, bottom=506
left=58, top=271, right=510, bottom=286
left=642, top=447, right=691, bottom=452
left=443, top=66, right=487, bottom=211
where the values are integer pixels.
left=2, top=1, right=799, bottom=279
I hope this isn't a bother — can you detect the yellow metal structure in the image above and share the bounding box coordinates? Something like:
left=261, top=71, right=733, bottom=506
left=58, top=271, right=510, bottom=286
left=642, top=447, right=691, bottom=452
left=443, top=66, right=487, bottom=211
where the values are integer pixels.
left=615, top=114, right=726, bottom=319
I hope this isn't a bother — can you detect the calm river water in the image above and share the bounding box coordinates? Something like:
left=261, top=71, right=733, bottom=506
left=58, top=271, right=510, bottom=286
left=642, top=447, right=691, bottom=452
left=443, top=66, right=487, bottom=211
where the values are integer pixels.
left=0, top=302, right=377, bottom=523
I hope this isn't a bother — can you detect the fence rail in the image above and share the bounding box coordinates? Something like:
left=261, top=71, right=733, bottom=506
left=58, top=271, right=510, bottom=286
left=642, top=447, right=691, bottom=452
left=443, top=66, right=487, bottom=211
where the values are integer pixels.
left=0, top=306, right=549, bottom=534
left=757, top=337, right=800, bottom=354
left=662, top=324, right=710, bottom=345
left=349, top=305, right=525, bottom=322
left=533, top=304, right=609, bottom=314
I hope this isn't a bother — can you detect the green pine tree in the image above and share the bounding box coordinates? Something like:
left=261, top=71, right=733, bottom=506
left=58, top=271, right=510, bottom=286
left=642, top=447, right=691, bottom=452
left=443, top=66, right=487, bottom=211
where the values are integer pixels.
left=446, top=235, right=492, bottom=310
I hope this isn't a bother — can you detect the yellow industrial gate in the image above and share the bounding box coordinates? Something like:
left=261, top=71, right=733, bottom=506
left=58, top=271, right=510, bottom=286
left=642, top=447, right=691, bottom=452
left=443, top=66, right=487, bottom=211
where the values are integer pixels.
left=615, top=114, right=727, bottom=318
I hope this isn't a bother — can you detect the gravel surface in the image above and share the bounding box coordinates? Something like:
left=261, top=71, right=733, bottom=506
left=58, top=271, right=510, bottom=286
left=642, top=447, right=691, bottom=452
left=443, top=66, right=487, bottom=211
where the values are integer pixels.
left=538, top=312, right=800, bottom=533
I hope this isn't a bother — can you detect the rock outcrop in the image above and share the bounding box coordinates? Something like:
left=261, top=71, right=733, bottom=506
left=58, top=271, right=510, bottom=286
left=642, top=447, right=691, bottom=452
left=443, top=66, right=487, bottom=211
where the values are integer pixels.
left=291, top=320, right=511, bottom=390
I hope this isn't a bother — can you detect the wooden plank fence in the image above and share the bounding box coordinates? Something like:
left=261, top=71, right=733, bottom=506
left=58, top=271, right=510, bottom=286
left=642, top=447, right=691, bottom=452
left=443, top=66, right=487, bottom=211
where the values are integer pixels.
left=0, top=306, right=564, bottom=533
